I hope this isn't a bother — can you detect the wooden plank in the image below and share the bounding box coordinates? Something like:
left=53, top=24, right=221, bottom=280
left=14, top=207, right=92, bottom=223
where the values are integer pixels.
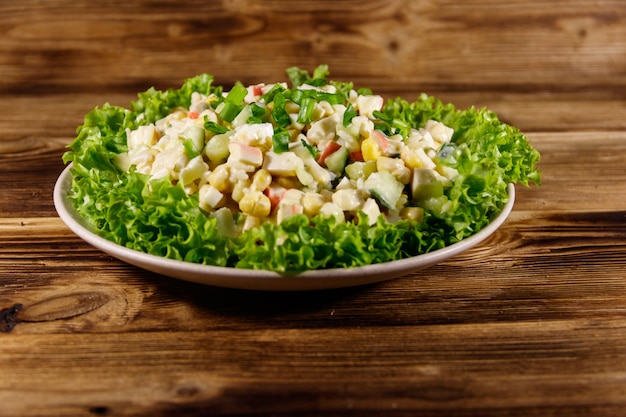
left=1, top=2, right=625, bottom=416
left=2, top=321, right=626, bottom=416
left=516, top=132, right=626, bottom=211
left=0, top=1, right=624, bottom=94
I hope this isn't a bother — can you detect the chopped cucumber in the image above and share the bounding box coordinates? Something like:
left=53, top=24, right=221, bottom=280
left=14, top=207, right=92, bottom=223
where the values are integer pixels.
left=231, top=104, right=253, bottom=128
left=210, top=207, right=240, bottom=238
left=204, top=131, right=232, bottom=164
left=182, top=126, right=206, bottom=158
left=345, top=160, right=377, bottom=181
left=411, top=168, right=443, bottom=202
left=324, top=146, right=349, bottom=174
left=364, top=170, right=404, bottom=209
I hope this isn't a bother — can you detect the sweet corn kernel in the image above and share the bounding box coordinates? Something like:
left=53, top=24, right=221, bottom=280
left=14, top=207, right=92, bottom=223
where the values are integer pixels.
left=395, top=167, right=412, bottom=185
left=319, top=202, right=345, bottom=223
left=239, top=191, right=272, bottom=218
left=361, top=137, right=381, bottom=162
left=275, top=176, right=301, bottom=190
left=251, top=169, right=273, bottom=191
left=208, top=164, right=231, bottom=192
left=231, top=178, right=251, bottom=203
left=302, top=192, right=326, bottom=217
left=400, top=206, right=425, bottom=222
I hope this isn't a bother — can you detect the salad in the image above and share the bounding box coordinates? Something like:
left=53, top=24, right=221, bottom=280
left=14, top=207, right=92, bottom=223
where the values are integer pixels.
left=62, top=65, right=540, bottom=273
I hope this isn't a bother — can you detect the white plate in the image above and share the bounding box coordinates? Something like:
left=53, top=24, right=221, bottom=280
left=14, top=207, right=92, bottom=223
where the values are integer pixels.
left=54, top=165, right=515, bottom=291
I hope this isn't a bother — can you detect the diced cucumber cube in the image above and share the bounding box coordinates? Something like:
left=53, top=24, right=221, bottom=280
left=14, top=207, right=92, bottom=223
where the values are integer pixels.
left=411, top=168, right=443, bottom=202
left=364, top=170, right=404, bottom=209
left=182, top=126, right=205, bottom=158
left=324, top=146, right=349, bottom=174
left=231, top=104, right=253, bottom=128
left=204, top=131, right=232, bottom=164
left=345, top=160, right=377, bottom=181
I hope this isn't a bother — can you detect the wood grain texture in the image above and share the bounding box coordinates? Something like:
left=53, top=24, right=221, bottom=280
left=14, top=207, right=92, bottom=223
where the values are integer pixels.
left=3, top=321, right=626, bottom=417
left=1, top=1, right=626, bottom=416
left=1, top=0, right=625, bottom=93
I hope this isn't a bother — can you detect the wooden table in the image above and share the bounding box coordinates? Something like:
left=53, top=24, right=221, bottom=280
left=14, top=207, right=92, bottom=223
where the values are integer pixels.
left=1, top=1, right=626, bottom=416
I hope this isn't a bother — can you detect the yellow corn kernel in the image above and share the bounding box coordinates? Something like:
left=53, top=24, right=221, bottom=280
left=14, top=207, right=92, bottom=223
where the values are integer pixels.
left=239, top=191, right=272, bottom=218
left=231, top=178, right=251, bottom=203
left=302, top=192, right=326, bottom=217
left=396, top=167, right=412, bottom=185
left=275, top=176, right=301, bottom=190
left=208, top=165, right=232, bottom=192
left=400, top=206, right=425, bottom=222
left=251, top=169, right=272, bottom=191
left=361, top=137, right=381, bottom=162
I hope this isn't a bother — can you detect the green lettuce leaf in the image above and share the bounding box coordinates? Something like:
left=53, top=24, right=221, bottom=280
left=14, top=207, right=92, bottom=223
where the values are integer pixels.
left=62, top=68, right=540, bottom=273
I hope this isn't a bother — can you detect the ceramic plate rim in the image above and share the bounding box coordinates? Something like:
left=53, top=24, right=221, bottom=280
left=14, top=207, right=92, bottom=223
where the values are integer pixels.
left=54, top=164, right=515, bottom=291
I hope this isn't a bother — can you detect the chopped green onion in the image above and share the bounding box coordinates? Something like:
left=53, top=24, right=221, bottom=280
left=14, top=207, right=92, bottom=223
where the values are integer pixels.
left=391, top=118, right=411, bottom=137
left=343, top=103, right=357, bottom=127
left=204, top=117, right=229, bottom=134
left=209, top=87, right=224, bottom=109
left=271, top=92, right=292, bottom=128
left=246, top=103, right=266, bottom=124
left=286, top=67, right=310, bottom=88
left=297, top=97, right=316, bottom=124
left=183, top=138, right=201, bottom=159
left=216, top=84, right=248, bottom=122
left=262, top=84, right=286, bottom=103
left=374, top=124, right=392, bottom=136
left=286, top=64, right=329, bottom=88
left=225, top=84, right=247, bottom=105
left=218, top=102, right=243, bottom=123
left=272, top=129, right=291, bottom=153
left=250, top=103, right=266, bottom=118
left=372, top=110, right=411, bottom=136
left=246, top=116, right=264, bottom=124
left=308, top=78, right=326, bottom=87
left=312, top=64, right=330, bottom=81
left=290, top=89, right=305, bottom=105
left=316, top=92, right=344, bottom=105
left=372, top=110, right=392, bottom=123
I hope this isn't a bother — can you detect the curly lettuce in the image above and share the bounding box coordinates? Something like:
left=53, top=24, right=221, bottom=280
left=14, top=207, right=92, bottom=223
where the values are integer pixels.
left=62, top=67, right=540, bottom=273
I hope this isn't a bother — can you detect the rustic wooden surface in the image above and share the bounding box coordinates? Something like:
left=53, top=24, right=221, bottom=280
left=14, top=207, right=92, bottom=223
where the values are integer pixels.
left=1, top=1, right=626, bottom=416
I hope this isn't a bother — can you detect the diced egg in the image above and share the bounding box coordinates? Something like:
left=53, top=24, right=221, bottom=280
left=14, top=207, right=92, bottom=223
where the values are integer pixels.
left=355, top=95, right=383, bottom=118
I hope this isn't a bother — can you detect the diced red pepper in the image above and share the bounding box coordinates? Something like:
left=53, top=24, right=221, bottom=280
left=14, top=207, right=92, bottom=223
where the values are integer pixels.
left=188, top=111, right=199, bottom=119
